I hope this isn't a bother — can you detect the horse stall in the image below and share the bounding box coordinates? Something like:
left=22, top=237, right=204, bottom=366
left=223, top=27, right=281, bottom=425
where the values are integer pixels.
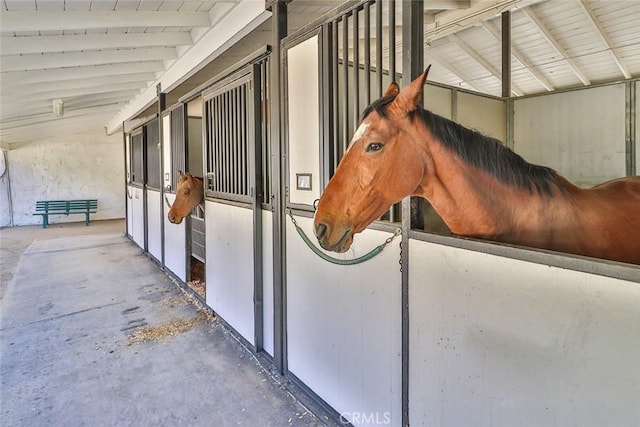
left=201, top=58, right=272, bottom=351
left=118, top=1, right=640, bottom=426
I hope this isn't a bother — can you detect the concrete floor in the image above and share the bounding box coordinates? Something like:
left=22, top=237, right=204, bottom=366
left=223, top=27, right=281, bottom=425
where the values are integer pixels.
left=0, top=220, right=325, bottom=426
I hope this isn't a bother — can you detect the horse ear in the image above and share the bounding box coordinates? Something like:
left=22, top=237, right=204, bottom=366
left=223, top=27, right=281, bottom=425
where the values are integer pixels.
left=383, top=82, right=400, bottom=97
left=393, top=65, right=431, bottom=115
left=178, top=170, right=185, bottom=177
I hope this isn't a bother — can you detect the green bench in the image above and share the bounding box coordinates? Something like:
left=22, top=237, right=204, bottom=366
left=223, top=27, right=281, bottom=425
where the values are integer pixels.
left=33, top=199, right=98, bottom=228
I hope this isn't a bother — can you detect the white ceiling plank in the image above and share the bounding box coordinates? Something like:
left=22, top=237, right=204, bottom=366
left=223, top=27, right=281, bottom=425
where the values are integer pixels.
left=578, top=0, right=631, bottom=79
left=1, top=72, right=154, bottom=96
left=426, top=48, right=481, bottom=93
left=0, top=10, right=212, bottom=32
left=425, top=0, right=546, bottom=42
left=1, top=48, right=177, bottom=72
left=2, top=82, right=145, bottom=104
left=425, top=1, right=471, bottom=10
left=0, top=32, right=193, bottom=55
left=521, top=7, right=591, bottom=86
left=0, top=62, right=164, bottom=85
left=449, top=34, right=523, bottom=96
left=1, top=104, right=123, bottom=131
left=481, top=21, right=554, bottom=91
left=106, top=0, right=271, bottom=134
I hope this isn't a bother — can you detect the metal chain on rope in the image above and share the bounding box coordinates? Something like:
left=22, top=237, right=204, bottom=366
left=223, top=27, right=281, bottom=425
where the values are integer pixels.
left=287, top=210, right=401, bottom=266
left=164, top=194, right=172, bottom=208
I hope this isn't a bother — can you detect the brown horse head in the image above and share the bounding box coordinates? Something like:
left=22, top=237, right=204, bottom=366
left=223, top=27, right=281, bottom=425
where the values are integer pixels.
left=167, top=171, right=204, bottom=224
left=314, top=67, right=431, bottom=252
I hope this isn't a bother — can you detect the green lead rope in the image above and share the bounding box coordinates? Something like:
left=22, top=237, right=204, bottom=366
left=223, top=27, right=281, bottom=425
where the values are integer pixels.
left=288, top=211, right=401, bottom=266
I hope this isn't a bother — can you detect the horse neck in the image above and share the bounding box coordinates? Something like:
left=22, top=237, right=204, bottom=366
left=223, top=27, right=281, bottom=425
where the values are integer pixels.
left=413, top=129, right=568, bottom=241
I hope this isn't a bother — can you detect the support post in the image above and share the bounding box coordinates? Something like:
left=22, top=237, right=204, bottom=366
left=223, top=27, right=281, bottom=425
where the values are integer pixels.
left=502, top=11, right=511, bottom=98
left=401, top=1, right=424, bottom=425
left=268, top=0, right=288, bottom=376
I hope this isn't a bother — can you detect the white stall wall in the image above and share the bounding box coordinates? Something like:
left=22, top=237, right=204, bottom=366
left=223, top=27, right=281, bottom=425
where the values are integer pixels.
left=424, top=84, right=452, bottom=119
left=130, top=186, right=144, bottom=248
left=163, top=192, right=186, bottom=282
left=126, top=185, right=133, bottom=237
left=409, top=239, right=640, bottom=427
left=262, top=210, right=274, bottom=356
left=514, top=84, right=627, bottom=187
left=287, top=35, right=320, bottom=206
left=3, top=131, right=124, bottom=226
left=286, top=216, right=403, bottom=426
left=0, top=151, right=11, bottom=227
left=457, top=92, right=506, bottom=142
left=146, top=190, right=162, bottom=261
left=205, top=201, right=255, bottom=344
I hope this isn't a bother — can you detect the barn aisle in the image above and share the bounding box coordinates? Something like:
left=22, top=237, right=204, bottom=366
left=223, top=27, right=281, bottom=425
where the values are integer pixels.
left=0, top=220, right=322, bottom=427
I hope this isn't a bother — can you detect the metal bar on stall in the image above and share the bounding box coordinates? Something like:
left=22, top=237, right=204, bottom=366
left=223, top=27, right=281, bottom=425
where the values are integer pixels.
left=363, top=2, right=371, bottom=107
left=377, top=0, right=384, bottom=97
left=342, top=14, right=350, bottom=157
left=352, top=7, right=359, bottom=131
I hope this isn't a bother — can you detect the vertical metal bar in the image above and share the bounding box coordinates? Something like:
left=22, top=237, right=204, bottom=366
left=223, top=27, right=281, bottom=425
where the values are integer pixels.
left=363, top=2, right=371, bottom=107
left=377, top=0, right=384, bottom=97
left=269, top=0, right=288, bottom=376
left=501, top=11, right=511, bottom=99
left=402, top=2, right=424, bottom=425
left=332, top=19, right=340, bottom=173
left=626, top=81, right=637, bottom=176
left=342, top=14, right=350, bottom=157
left=251, top=63, right=264, bottom=352
left=224, top=91, right=231, bottom=194
left=352, top=7, right=360, bottom=130
left=321, top=23, right=335, bottom=189
left=229, top=90, right=234, bottom=195
left=216, top=96, right=222, bottom=192
left=389, top=0, right=396, bottom=84
left=240, top=84, right=247, bottom=196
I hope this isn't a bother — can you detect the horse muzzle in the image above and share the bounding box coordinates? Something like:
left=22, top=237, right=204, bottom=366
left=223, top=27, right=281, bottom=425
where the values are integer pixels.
left=314, top=221, right=354, bottom=253
left=167, top=212, right=183, bottom=224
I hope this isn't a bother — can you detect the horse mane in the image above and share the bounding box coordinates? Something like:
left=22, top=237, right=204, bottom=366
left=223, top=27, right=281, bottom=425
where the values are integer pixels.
left=362, top=96, right=563, bottom=197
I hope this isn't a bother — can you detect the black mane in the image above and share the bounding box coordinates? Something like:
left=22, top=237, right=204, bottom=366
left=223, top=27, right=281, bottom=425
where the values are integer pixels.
left=362, top=97, right=563, bottom=197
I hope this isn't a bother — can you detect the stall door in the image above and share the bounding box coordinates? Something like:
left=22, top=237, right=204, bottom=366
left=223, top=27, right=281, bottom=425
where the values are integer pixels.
left=162, top=107, right=187, bottom=282
left=204, top=65, right=264, bottom=348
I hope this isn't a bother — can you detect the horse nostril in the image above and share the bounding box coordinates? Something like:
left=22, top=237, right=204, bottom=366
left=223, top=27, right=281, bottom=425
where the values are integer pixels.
left=168, top=214, right=176, bottom=223
left=315, top=222, right=328, bottom=240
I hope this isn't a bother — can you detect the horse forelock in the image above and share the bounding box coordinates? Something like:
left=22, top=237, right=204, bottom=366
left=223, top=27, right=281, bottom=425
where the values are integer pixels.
left=361, top=95, right=396, bottom=120
left=412, top=107, right=564, bottom=197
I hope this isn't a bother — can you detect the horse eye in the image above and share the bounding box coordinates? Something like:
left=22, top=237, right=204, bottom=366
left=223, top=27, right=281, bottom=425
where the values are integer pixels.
left=184, top=188, right=191, bottom=195
left=365, top=142, right=384, bottom=152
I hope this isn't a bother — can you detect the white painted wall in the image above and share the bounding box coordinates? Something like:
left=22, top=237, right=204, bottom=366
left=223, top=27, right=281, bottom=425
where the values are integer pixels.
left=130, top=186, right=144, bottom=248
left=287, top=35, right=320, bottom=206
left=163, top=192, right=187, bottom=282
left=146, top=189, right=162, bottom=261
left=424, top=84, right=452, bottom=119
left=457, top=92, right=506, bottom=142
left=286, top=215, right=403, bottom=427
left=514, top=84, right=627, bottom=187
left=2, top=130, right=123, bottom=227
left=262, top=210, right=274, bottom=357
left=409, top=239, right=640, bottom=427
left=205, top=201, right=255, bottom=344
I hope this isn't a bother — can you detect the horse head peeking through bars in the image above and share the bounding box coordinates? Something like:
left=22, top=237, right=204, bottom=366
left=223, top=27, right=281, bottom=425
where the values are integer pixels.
left=313, top=66, right=640, bottom=265
left=167, top=171, right=204, bottom=224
